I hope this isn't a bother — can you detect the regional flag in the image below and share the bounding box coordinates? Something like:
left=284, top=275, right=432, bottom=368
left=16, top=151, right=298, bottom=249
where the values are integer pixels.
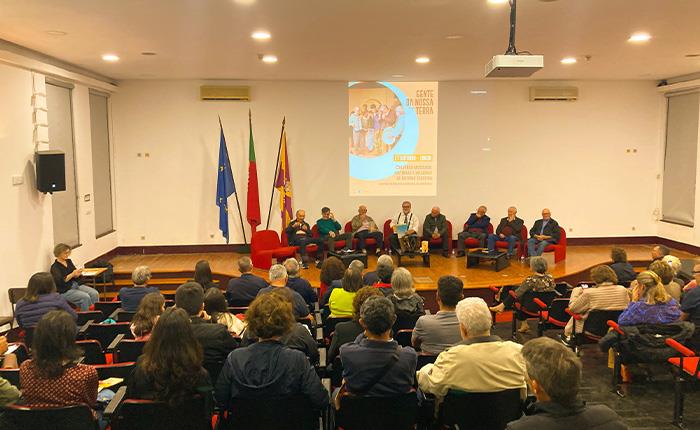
left=274, top=120, right=293, bottom=227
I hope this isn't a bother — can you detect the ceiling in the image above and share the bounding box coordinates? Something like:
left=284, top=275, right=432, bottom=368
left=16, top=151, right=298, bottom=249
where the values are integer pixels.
left=0, top=0, right=699, bottom=82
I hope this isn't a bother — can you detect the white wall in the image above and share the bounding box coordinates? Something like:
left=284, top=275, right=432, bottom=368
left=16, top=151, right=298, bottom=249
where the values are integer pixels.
left=112, top=79, right=663, bottom=246
left=0, top=62, right=117, bottom=315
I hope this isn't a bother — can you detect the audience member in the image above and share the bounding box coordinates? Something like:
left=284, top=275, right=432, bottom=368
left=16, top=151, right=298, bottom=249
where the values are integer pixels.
left=284, top=258, right=318, bottom=307
left=490, top=256, right=556, bottom=333
left=329, top=269, right=363, bottom=317
left=204, top=288, right=245, bottom=336
left=127, top=307, right=211, bottom=406
left=561, top=266, right=629, bottom=344
left=0, top=337, right=20, bottom=406
left=389, top=201, right=420, bottom=253
left=320, top=256, right=345, bottom=288
left=418, top=297, right=526, bottom=399
left=681, top=259, right=700, bottom=349
left=226, top=257, right=267, bottom=306
left=526, top=208, right=561, bottom=257
left=609, top=247, right=636, bottom=286
left=618, top=271, right=680, bottom=326
left=662, top=255, right=686, bottom=290
left=390, top=267, right=425, bottom=327
left=487, top=206, right=524, bottom=257
left=16, top=272, right=76, bottom=329
left=20, top=310, right=98, bottom=416
left=457, top=205, right=490, bottom=256
left=130, top=292, right=165, bottom=341
left=422, top=206, right=450, bottom=257
left=650, top=244, right=670, bottom=262
left=49, top=243, right=99, bottom=311
left=649, top=260, right=682, bottom=302
left=364, top=254, right=393, bottom=286
left=328, top=286, right=384, bottom=364
left=374, top=258, right=394, bottom=296
left=506, top=337, right=626, bottom=430
left=321, top=259, right=364, bottom=307
left=317, top=206, right=353, bottom=252
left=175, top=282, right=239, bottom=381
left=339, top=296, right=417, bottom=398
left=194, top=260, right=217, bottom=291
left=412, top=275, right=464, bottom=354
left=350, top=205, right=384, bottom=254
left=256, top=265, right=310, bottom=318
left=286, top=209, right=325, bottom=269
left=118, top=265, right=159, bottom=312
left=215, top=293, right=328, bottom=410
left=241, top=289, right=319, bottom=363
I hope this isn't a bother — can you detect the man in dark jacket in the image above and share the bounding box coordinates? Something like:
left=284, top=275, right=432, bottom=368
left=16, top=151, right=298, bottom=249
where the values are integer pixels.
left=283, top=258, right=318, bottom=307
left=176, top=282, right=239, bottom=383
left=286, top=209, right=325, bottom=269
left=226, top=257, right=268, bottom=306
left=527, top=208, right=561, bottom=257
left=507, top=337, right=626, bottom=430
left=487, top=207, right=524, bottom=257
left=423, top=206, right=450, bottom=257
left=457, top=205, right=490, bottom=256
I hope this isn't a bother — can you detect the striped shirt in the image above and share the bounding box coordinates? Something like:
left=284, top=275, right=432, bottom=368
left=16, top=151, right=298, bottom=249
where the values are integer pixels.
left=568, top=283, right=630, bottom=315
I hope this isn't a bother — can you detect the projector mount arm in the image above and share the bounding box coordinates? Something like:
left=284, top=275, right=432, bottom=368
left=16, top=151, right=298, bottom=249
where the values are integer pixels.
left=505, top=0, right=518, bottom=55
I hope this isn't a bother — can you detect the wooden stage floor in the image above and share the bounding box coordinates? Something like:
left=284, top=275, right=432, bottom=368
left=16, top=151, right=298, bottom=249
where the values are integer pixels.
left=108, top=244, right=695, bottom=291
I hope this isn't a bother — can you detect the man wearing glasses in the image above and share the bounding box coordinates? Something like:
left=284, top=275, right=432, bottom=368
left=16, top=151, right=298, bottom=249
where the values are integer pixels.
left=527, top=208, right=561, bottom=257
left=390, top=201, right=420, bottom=253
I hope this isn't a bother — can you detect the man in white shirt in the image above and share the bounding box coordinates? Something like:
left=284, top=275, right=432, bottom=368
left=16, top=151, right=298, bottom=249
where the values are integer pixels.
left=389, top=201, right=420, bottom=253
left=417, top=297, right=527, bottom=400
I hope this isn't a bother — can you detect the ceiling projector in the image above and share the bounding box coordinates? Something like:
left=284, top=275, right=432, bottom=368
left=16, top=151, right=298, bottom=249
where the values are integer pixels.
left=485, top=54, right=544, bottom=78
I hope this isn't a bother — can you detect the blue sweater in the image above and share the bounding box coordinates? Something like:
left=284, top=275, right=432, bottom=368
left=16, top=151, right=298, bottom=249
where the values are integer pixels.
left=118, top=286, right=160, bottom=312
left=464, top=213, right=491, bottom=232
left=15, top=293, right=77, bottom=328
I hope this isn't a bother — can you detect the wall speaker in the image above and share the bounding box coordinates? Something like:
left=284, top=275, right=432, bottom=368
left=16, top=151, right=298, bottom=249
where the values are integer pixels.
left=35, top=150, right=66, bottom=193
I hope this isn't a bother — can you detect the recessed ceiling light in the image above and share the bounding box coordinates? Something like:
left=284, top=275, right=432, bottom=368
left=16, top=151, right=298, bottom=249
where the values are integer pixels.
left=628, top=32, right=651, bottom=43
left=481, top=147, right=492, bottom=151
left=101, top=54, right=120, bottom=62
left=233, top=0, right=256, bottom=5
left=45, top=30, right=67, bottom=36
left=251, top=31, right=271, bottom=40
left=391, top=74, right=405, bottom=78
left=415, top=56, right=430, bottom=64
left=561, top=57, right=577, bottom=64
left=261, top=54, right=278, bottom=63
left=445, top=35, right=464, bottom=40
left=470, top=90, right=488, bottom=95
left=487, top=0, right=508, bottom=4
left=140, top=51, right=157, bottom=56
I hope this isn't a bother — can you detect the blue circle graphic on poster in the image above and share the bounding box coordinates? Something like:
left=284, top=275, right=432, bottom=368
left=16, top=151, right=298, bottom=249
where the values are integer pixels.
left=348, top=81, right=419, bottom=180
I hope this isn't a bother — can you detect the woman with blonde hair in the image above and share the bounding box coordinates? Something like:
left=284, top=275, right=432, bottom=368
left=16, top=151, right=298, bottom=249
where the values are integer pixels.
left=618, top=271, right=681, bottom=326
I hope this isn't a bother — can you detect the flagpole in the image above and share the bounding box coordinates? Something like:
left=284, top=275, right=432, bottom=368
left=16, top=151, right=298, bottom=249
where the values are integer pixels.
left=265, top=117, right=286, bottom=229
left=219, top=116, right=248, bottom=245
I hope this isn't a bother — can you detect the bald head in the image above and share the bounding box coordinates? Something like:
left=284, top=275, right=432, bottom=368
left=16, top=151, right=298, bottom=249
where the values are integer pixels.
left=542, top=208, right=551, bottom=220
left=431, top=207, right=440, bottom=217
left=476, top=206, right=487, bottom=216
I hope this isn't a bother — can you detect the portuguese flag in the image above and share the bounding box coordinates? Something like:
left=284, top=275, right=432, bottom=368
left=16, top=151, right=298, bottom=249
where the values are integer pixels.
left=246, top=110, right=261, bottom=232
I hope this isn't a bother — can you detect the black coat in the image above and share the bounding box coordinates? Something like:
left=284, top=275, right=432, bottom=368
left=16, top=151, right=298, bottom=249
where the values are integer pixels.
left=598, top=321, right=695, bottom=363
left=529, top=219, right=561, bottom=243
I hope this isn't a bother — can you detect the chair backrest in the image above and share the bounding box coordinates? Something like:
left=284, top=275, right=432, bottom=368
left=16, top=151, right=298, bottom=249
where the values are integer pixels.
left=114, top=339, right=147, bottom=363
left=76, top=311, right=104, bottom=326
left=115, top=395, right=212, bottom=430
left=323, top=316, right=352, bottom=340
left=93, top=362, right=136, bottom=381
left=344, top=221, right=353, bottom=233
left=0, top=368, right=20, bottom=388
left=394, top=329, right=413, bottom=347
left=0, top=404, right=98, bottom=430
left=8, top=287, right=27, bottom=307
left=416, top=354, right=438, bottom=370
left=116, top=310, right=136, bottom=322
left=558, top=227, right=567, bottom=246
left=251, top=230, right=283, bottom=253
left=94, top=301, right=121, bottom=318
left=338, top=392, right=418, bottom=430
left=583, top=310, right=624, bottom=338
left=76, top=339, right=106, bottom=365
left=394, top=312, right=420, bottom=331
left=440, top=388, right=522, bottom=430
left=547, top=298, right=571, bottom=323
left=224, top=395, right=319, bottom=430
left=383, top=219, right=392, bottom=249
left=84, top=322, right=133, bottom=348
left=518, top=291, right=559, bottom=315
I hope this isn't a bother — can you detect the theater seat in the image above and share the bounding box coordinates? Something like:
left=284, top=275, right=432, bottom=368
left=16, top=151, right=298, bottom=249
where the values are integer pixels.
left=250, top=230, right=297, bottom=270
left=495, top=225, right=527, bottom=258
left=542, top=227, right=567, bottom=263
left=427, top=220, right=452, bottom=253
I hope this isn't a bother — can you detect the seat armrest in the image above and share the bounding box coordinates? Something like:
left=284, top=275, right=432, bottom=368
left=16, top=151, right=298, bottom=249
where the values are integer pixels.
left=533, top=298, right=547, bottom=309
left=319, top=347, right=327, bottom=369
left=322, top=378, right=332, bottom=395
left=107, top=334, right=125, bottom=352
left=315, top=327, right=324, bottom=343
left=109, top=308, right=120, bottom=320
left=606, top=320, right=625, bottom=336
left=565, top=309, right=582, bottom=320
left=489, top=285, right=500, bottom=293
left=78, top=320, right=93, bottom=337
left=103, top=386, right=127, bottom=418
left=666, top=338, right=695, bottom=357
left=314, top=312, right=323, bottom=326
left=313, top=302, right=320, bottom=313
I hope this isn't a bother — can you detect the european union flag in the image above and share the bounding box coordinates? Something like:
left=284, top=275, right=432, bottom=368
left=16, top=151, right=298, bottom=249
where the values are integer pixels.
left=216, top=119, right=235, bottom=243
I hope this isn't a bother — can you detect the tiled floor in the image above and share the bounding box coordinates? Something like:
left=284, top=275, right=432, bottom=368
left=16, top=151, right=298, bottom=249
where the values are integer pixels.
left=491, top=321, right=700, bottom=430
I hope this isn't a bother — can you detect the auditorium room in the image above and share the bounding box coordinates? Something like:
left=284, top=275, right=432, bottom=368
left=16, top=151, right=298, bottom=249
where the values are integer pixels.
left=2, top=0, right=700, bottom=429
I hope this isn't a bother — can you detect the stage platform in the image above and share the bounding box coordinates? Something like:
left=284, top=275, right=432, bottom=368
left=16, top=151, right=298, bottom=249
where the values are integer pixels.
left=108, top=243, right=695, bottom=292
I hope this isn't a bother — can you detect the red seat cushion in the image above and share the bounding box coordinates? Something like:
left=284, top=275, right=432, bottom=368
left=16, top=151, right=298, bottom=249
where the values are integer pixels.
left=668, top=356, right=700, bottom=377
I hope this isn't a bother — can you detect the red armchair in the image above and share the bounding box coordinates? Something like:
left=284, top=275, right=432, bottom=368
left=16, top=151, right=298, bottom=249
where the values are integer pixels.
left=343, top=221, right=379, bottom=252
left=461, top=222, right=494, bottom=248
left=495, top=225, right=527, bottom=258
left=383, top=219, right=393, bottom=250
left=250, top=230, right=297, bottom=270
left=311, top=225, right=347, bottom=249
left=427, top=220, right=453, bottom=253
left=542, top=227, right=567, bottom=263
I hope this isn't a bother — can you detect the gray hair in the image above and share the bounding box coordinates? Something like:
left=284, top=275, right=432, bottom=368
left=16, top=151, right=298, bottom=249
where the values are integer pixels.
left=377, top=254, right=394, bottom=268
left=391, top=267, right=414, bottom=298
left=269, top=264, right=288, bottom=282
left=521, top=337, right=581, bottom=406
left=237, top=256, right=253, bottom=273
left=530, top=256, right=548, bottom=274
left=283, top=258, right=300, bottom=278
left=132, top=265, right=152, bottom=285
left=349, top=259, right=365, bottom=273
left=360, top=296, right=395, bottom=335
left=455, top=297, right=492, bottom=336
